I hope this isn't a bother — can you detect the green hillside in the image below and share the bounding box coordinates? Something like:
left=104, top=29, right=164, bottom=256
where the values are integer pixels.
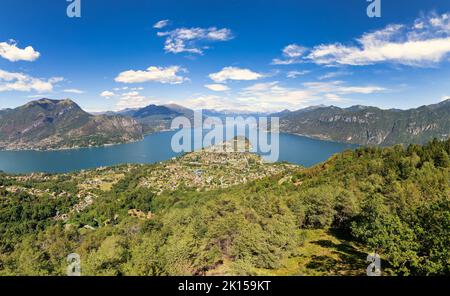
left=0, top=139, right=449, bottom=275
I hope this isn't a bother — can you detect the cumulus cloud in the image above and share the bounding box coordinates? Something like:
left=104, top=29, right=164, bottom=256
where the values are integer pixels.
left=180, top=95, right=238, bottom=110
left=115, top=91, right=154, bottom=110
left=153, top=19, right=169, bottom=29
left=271, top=13, right=450, bottom=67
left=324, top=93, right=347, bottom=103
left=63, top=88, right=84, bottom=94
left=0, top=69, right=62, bottom=93
left=307, top=13, right=450, bottom=66
left=204, top=84, right=230, bottom=91
left=177, top=79, right=386, bottom=113
left=157, top=27, right=233, bottom=54
left=429, top=13, right=450, bottom=32
left=236, top=82, right=316, bottom=112
left=115, top=66, right=188, bottom=84
left=100, top=90, right=115, bottom=98
left=272, top=44, right=307, bottom=65
left=236, top=80, right=385, bottom=112
left=0, top=40, right=40, bottom=62
left=209, top=67, right=262, bottom=83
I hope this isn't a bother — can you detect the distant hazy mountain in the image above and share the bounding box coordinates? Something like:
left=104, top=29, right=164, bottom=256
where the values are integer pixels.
left=202, top=109, right=269, bottom=120
left=0, top=99, right=143, bottom=150
left=163, top=104, right=195, bottom=117
left=90, top=108, right=140, bottom=117
left=118, top=104, right=190, bottom=134
left=271, top=105, right=327, bottom=117
left=100, top=103, right=197, bottom=134
left=279, top=100, right=450, bottom=145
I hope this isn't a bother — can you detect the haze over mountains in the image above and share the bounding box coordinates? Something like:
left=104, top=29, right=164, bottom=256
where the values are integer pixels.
left=111, top=98, right=450, bottom=146
left=0, top=98, right=449, bottom=150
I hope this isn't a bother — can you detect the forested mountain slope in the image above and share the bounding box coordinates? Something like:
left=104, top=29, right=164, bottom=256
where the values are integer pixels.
left=0, top=139, right=448, bottom=275
left=0, top=99, right=143, bottom=150
left=279, top=100, right=450, bottom=146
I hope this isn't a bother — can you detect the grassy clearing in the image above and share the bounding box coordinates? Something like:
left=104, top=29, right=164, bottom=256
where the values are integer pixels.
left=253, top=229, right=368, bottom=276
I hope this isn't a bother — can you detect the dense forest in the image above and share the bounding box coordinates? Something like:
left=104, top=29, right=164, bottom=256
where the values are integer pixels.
left=0, top=139, right=449, bottom=275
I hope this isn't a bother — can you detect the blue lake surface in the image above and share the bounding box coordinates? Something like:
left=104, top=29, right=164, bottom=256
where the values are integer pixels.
left=0, top=131, right=356, bottom=174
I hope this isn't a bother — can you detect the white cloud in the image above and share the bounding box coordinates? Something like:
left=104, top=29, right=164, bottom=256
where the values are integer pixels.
left=204, top=84, right=230, bottom=91
left=337, top=86, right=385, bottom=94
left=271, top=14, right=450, bottom=67
left=113, top=87, right=131, bottom=91
left=323, top=93, right=348, bottom=103
left=157, top=27, right=233, bottom=54
left=176, top=79, right=386, bottom=112
left=302, top=80, right=385, bottom=95
left=180, top=95, right=236, bottom=110
left=237, top=84, right=315, bottom=112
left=429, top=13, right=450, bottom=32
left=287, top=70, right=310, bottom=78
left=236, top=80, right=385, bottom=112
left=243, top=81, right=280, bottom=92
left=115, top=66, right=188, bottom=84
left=153, top=19, right=169, bottom=29
left=441, top=96, right=450, bottom=101
left=318, top=71, right=352, bottom=80
left=209, top=67, right=262, bottom=83
left=0, top=40, right=40, bottom=62
left=0, top=69, right=62, bottom=93
left=48, top=77, right=64, bottom=84
left=306, top=14, right=450, bottom=66
left=272, top=44, right=307, bottom=65
left=63, top=88, right=84, bottom=94
left=116, top=91, right=153, bottom=110
left=100, top=90, right=115, bottom=98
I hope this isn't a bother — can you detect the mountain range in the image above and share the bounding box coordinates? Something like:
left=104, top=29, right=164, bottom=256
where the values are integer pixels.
left=116, top=99, right=449, bottom=146
left=0, top=98, right=449, bottom=150
left=0, top=99, right=142, bottom=150
left=278, top=100, right=450, bottom=145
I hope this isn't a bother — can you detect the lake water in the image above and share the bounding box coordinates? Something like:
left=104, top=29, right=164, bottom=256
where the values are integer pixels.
left=0, top=130, right=356, bottom=174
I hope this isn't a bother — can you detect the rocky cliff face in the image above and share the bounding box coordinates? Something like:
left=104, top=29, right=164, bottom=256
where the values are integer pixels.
left=0, top=99, right=143, bottom=150
left=279, top=100, right=450, bottom=146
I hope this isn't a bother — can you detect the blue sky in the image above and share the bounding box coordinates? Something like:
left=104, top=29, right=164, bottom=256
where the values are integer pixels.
left=1, top=0, right=450, bottom=112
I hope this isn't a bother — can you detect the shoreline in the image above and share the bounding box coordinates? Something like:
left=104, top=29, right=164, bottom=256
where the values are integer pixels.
left=281, top=131, right=359, bottom=146
left=0, top=130, right=359, bottom=153
left=0, top=129, right=178, bottom=152
left=0, top=131, right=358, bottom=175
left=0, top=136, right=148, bottom=153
